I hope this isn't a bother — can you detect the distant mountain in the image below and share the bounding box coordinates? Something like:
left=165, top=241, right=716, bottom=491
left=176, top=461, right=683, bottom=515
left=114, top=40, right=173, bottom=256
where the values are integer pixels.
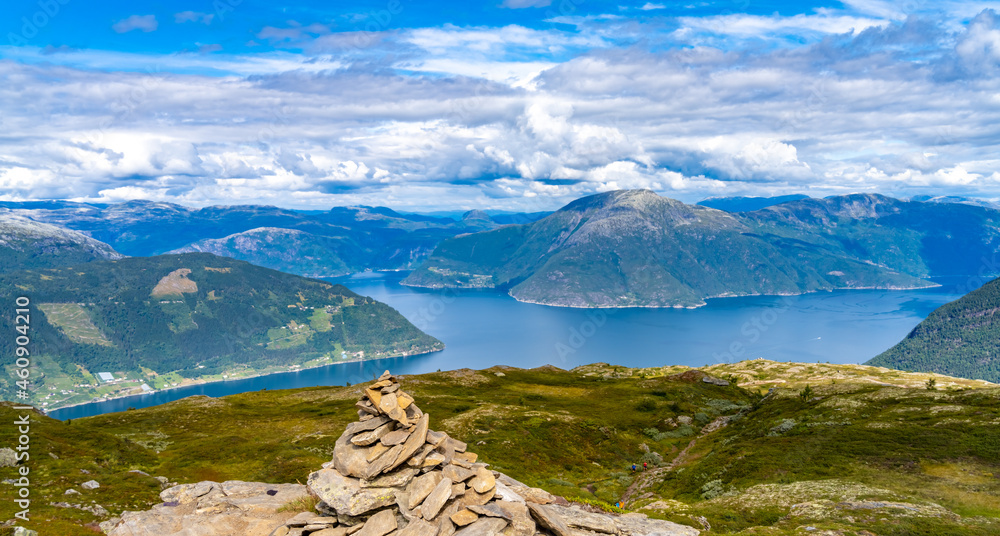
left=403, top=190, right=934, bottom=308
left=910, top=195, right=1000, bottom=210
left=0, top=253, right=442, bottom=408
left=867, top=278, right=1000, bottom=382
left=697, top=194, right=809, bottom=212
left=0, top=214, right=122, bottom=273
left=742, top=193, right=1000, bottom=278
left=1, top=200, right=523, bottom=276
left=172, top=228, right=364, bottom=277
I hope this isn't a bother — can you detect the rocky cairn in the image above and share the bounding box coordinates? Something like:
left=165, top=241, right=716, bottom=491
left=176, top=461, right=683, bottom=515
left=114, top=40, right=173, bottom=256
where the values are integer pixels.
left=304, top=370, right=530, bottom=536
left=105, top=371, right=699, bottom=536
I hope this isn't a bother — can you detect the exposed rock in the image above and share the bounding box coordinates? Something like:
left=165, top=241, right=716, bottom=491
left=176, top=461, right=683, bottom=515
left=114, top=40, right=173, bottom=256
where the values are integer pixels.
left=702, top=376, right=730, bottom=387
left=451, top=508, right=479, bottom=526
left=615, top=512, right=701, bottom=536
left=308, top=468, right=397, bottom=517
left=380, top=428, right=412, bottom=446
left=350, top=423, right=393, bottom=446
left=453, top=516, right=508, bottom=535
left=421, top=476, right=455, bottom=520
left=406, top=471, right=444, bottom=509
left=354, top=509, right=396, bottom=536
left=81, top=480, right=101, bottom=490
left=546, top=504, right=617, bottom=533
left=103, top=481, right=311, bottom=536
left=104, top=370, right=700, bottom=536
left=527, top=503, right=574, bottom=536
left=469, top=466, right=496, bottom=494
left=396, top=518, right=439, bottom=536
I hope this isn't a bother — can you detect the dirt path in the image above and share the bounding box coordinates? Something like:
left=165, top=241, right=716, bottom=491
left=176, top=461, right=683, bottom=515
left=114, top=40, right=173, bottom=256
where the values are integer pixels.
left=619, top=416, right=730, bottom=506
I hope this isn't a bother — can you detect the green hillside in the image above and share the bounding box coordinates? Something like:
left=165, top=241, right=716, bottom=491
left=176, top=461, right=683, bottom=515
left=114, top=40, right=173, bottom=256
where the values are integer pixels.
left=867, top=278, right=1000, bottom=382
left=0, top=363, right=996, bottom=535
left=0, top=253, right=442, bottom=409
left=404, top=190, right=934, bottom=307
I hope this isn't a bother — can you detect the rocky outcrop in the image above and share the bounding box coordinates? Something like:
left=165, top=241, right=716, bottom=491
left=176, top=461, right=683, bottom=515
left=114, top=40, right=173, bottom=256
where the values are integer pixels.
left=101, top=481, right=312, bottom=536
left=104, top=371, right=699, bottom=536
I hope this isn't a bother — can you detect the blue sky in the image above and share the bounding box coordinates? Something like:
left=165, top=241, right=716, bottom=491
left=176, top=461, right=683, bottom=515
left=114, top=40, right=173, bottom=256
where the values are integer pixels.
left=2, top=0, right=1000, bottom=210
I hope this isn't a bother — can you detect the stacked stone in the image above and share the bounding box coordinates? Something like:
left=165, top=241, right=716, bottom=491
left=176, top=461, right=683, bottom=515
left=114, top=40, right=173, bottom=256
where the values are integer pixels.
left=263, top=371, right=701, bottom=536
left=297, top=371, right=535, bottom=536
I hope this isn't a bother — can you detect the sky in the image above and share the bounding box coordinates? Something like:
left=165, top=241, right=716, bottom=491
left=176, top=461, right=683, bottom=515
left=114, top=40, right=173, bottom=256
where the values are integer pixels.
left=2, top=1, right=1000, bottom=211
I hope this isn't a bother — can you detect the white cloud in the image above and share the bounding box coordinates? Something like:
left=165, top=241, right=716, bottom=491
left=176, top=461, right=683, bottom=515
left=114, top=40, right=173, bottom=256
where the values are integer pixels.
left=112, top=15, right=159, bottom=34
left=3, top=11, right=1000, bottom=210
left=175, top=11, right=214, bottom=25
left=639, top=3, right=666, bottom=10
left=500, top=0, right=552, bottom=8
left=676, top=12, right=888, bottom=39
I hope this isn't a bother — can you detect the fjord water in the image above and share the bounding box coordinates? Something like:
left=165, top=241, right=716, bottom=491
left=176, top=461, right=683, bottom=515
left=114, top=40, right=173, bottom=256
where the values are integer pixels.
left=51, top=272, right=965, bottom=420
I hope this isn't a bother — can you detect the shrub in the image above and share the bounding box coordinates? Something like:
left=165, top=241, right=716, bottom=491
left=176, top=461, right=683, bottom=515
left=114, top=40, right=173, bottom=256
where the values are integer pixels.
left=640, top=452, right=664, bottom=466
left=635, top=399, right=657, bottom=412
left=699, top=479, right=732, bottom=500
left=768, top=418, right=797, bottom=436
left=663, top=425, right=696, bottom=438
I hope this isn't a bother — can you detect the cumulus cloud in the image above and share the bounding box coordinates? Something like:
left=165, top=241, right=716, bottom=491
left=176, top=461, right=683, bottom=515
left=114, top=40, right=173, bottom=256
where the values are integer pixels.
left=3, top=8, right=1000, bottom=210
left=112, top=15, right=158, bottom=34
left=175, top=11, right=214, bottom=25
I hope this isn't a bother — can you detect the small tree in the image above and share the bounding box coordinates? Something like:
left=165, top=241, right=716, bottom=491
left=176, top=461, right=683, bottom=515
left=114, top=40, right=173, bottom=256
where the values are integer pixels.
left=799, top=385, right=814, bottom=402
left=926, top=378, right=937, bottom=391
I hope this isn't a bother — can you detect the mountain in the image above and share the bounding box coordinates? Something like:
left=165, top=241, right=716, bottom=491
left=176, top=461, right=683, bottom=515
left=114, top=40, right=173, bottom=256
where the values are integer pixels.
left=172, top=228, right=364, bottom=277
left=0, top=200, right=516, bottom=276
left=742, top=193, right=1000, bottom=278
left=696, top=194, right=810, bottom=212
left=403, top=190, right=935, bottom=308
left=0, top=214, right=122, bottom=272
left=867, top=277, right=1000, bottom=382
left=911, top=194, right=1000, bottom=210
left=4, top=362, right=997, bottom=535
left=0, top=253, right=442, bottom=408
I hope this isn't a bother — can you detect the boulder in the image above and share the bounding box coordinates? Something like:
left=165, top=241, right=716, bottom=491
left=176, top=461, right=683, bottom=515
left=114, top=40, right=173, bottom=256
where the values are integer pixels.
left=308, top=468, right=397, bottom=517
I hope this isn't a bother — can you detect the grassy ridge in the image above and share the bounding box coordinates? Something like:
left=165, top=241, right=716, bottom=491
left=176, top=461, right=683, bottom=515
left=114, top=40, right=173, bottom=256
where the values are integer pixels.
left=868, top=277, right=1000, bottom=382
left=0, top=362, right=996, bottom=535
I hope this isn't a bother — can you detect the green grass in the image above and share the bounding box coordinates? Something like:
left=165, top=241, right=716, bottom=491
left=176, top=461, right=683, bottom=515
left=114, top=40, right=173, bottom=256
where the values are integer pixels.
left=0, top=362, right=996, bottom=535
left=37, top=303, right=113, bottom=346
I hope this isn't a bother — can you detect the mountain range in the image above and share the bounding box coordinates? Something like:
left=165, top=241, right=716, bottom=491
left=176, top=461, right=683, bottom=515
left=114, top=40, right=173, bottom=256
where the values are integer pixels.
left=404, top=190, right=1000, bottom=307
left=0, top=200, right=547, bottom=278
left=868, top=277, right=1000, bottom=382
left=0, top=253, right=442, bottom=408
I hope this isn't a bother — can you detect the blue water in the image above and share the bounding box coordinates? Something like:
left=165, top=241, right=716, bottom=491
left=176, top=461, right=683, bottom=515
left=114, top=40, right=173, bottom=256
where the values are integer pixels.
left=50, top=273, right=965, bottom=420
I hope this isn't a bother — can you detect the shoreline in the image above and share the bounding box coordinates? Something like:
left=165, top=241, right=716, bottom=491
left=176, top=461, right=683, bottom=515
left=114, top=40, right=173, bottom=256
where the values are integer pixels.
left=45, top=345, right=443, bottom=414
left=403, top=280, right=943, bottom=310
